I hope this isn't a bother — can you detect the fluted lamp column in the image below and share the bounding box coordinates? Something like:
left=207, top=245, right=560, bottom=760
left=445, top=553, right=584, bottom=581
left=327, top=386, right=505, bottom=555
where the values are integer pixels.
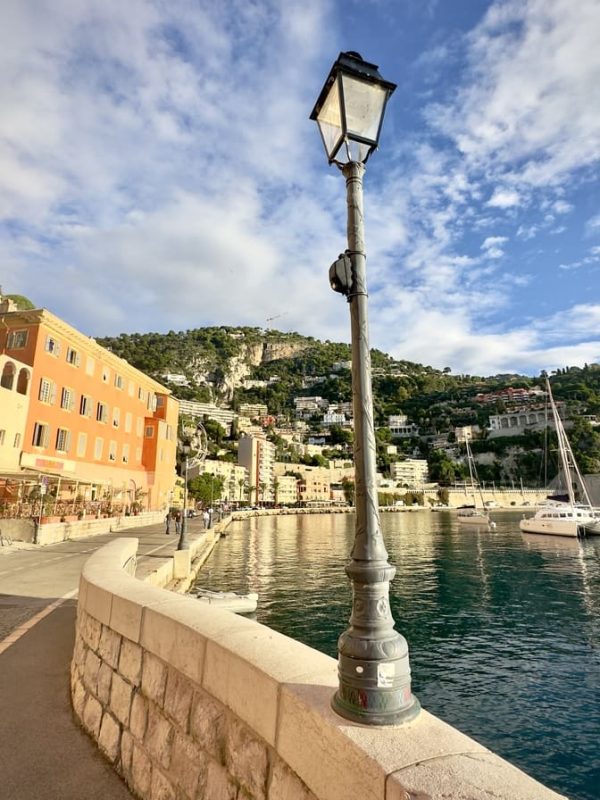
left=310, top=51, right=420, bottom=725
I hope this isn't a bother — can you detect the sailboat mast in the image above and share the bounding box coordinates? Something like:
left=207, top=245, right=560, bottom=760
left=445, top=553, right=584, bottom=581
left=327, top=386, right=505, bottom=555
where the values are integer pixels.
left=546, top=379, right=592, bottom=507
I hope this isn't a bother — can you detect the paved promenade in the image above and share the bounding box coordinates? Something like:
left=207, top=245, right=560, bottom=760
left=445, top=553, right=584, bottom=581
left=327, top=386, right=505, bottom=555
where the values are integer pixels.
left=0, top=518, right=208, bottom=800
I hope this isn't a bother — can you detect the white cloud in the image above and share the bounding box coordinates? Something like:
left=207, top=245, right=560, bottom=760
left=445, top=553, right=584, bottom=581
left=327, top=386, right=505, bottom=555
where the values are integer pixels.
left=487, top=188, right=520, bottom=208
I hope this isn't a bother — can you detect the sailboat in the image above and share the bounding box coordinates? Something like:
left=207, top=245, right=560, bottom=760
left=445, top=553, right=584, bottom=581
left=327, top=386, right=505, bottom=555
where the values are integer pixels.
left=519, top=379, right=600, bottom=538
left=457, top=438, right=496, bottom=529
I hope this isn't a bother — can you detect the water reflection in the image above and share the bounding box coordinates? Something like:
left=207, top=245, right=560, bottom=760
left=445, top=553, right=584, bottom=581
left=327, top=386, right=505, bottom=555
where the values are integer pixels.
left=194, top=510, right=600, bottom=800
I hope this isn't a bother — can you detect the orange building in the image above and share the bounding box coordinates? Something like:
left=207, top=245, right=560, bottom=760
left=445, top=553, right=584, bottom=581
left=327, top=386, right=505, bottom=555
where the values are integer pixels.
left=0, top=300, right=178, bottom=512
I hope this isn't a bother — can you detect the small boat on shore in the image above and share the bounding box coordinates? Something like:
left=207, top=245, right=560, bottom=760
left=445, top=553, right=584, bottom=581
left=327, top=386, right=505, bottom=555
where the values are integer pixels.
left=195, top=588, right=258, bottom=614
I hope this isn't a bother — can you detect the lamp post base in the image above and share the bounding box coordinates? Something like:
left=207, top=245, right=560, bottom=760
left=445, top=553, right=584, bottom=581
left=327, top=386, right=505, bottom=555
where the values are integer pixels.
left=332, top=671, right=420, bottom=726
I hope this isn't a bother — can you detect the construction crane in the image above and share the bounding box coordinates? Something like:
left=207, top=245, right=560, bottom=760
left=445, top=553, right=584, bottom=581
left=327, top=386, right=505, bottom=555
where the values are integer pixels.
left=266, top=313, right=286, bottom=329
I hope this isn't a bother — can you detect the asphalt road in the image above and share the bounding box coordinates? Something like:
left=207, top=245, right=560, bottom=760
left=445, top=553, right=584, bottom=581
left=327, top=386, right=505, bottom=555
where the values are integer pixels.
left=0, top=519, right=206, bottom=799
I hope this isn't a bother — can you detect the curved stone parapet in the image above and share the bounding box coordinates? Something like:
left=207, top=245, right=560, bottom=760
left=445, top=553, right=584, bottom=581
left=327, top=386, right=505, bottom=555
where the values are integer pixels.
left=71, top=538, right=566, bottom=800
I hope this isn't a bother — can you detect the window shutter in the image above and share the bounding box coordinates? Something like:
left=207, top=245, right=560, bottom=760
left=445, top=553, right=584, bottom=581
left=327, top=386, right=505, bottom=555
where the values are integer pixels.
left=66, top=431, right=72, bottom=452
left=50, top=383, right=56, bottom=404
left=75, top=353, right=81, bottom=367
left=43, top=426, right=50, bottom=447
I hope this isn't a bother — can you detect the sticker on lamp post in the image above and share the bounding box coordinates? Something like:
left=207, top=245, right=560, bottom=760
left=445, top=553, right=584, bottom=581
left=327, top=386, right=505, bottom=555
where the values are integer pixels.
left=377, top=662, right=395, bottom=688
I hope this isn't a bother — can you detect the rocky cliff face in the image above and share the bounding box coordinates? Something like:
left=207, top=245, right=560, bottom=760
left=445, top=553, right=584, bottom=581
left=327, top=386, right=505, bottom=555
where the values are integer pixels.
left=262, top=340, right=309, bottom=363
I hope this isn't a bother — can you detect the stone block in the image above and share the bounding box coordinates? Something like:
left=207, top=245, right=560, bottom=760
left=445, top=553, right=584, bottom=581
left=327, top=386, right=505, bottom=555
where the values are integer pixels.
left=169, top=732, right=206, bottom=800
left=205, top=761, right=238, bottom=800
left=98, top=711, right=121, bottom=762
left=172, top=549, right=191, bottom=579
left=203, top=638, right=279, bottom=747
left=82, top=694, right=103, bottom=739
left=150, top=769, right=177, bottom=800
left=145, top=706, right=174, bottom=770
left=164, top=668, right=194, bottom=731
left=99, top=625, right=122, bottom=670
left=142, top=652, right=167, bottom=707
left=131, top=742, right=153, bottom=797
left=226, top=717, right=268, bottom=800
left=81, top=611, right=102, bottom=650
left=110, top=671, right=133, bottom=726
left=110, top=594, right=144, bottom=642
left=72, top=675, right=86, bottom=721
left=72, top=632, right=86, bottom=669
left=121, top=729, right=134, bottom=776
left=120, top=639, right=143, bottom=686
left=130, top=691, right=149, bottom=741
left=97, top=661, right=113, bottom=705
left=83, top=648, right=101, bottom=694
left=85, top=582, right=113, bottom=625
left=269, top=759, right=318, bottom=800
left=141, top=606, right=205, bottom=686
left=189, top=689, right=228, bottom=762
left=387, top=752, right=567, bottom=800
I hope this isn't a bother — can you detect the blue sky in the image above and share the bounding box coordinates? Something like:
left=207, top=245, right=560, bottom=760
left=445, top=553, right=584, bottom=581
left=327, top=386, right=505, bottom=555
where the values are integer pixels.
left=1, top=0, right=599, bottom=375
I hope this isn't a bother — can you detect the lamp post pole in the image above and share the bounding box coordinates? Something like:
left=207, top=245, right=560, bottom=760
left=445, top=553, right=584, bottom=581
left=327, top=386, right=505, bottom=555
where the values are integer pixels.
left=178, top=456, right=189, bottom=551
left=309, top=50, right=419, bottom=725
left=330, top=161, right=419, bottom=725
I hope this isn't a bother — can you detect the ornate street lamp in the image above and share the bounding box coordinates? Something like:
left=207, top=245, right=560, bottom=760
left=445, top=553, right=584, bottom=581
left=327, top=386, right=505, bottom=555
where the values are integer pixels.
left=178, top=422, right=207, bottom=551
left=310, top=52, right=420, bottom=725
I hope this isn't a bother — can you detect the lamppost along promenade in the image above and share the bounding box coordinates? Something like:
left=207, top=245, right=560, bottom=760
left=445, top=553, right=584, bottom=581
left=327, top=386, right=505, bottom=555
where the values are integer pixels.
left=178, top=422, right=207, bottom=551
left=310, top=51, right=420, bottom=725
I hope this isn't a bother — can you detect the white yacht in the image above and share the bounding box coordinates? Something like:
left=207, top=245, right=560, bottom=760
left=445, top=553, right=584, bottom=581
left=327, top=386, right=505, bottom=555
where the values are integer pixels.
left=519, top=379, right=600, bottom=538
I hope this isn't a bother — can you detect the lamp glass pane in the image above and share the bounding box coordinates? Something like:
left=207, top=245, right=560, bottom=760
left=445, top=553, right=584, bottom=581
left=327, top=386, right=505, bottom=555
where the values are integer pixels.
left=316, top=77, right=343, bottom=159
left=341, top=74, right=387, bottom=143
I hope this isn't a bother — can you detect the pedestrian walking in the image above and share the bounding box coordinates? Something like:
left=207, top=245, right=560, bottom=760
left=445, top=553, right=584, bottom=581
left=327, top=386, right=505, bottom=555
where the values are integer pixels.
left=202, top=510, right=209, bottom=529
left=175, top=513, right=181, bottom=536
left=165, top=512, right=172, bottom=535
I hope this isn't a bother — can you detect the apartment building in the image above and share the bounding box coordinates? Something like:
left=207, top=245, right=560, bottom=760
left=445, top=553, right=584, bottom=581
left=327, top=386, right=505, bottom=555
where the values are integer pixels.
left=390, top=459, right=429, bottom=487
left=388, top=415, right=419, bottom=438
left=177, top=399, right=236, bottom=434
left=237, top=434, right=275, bottom=504
left=275, top=474, right=298, bottom=505
left=0, top=304, right=178, bottom=510
left=188, top=459, right=248, bottom=504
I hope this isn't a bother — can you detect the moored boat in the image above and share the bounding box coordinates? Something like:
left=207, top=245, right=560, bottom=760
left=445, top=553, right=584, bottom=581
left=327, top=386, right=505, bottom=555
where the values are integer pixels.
left=519, top=379, right=600, bottom=538
left=195, top=588, right=258, bottom=614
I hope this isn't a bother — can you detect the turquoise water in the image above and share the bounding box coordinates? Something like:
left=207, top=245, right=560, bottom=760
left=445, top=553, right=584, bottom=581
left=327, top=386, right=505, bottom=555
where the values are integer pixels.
left=195, top=511, right=600, bottom=800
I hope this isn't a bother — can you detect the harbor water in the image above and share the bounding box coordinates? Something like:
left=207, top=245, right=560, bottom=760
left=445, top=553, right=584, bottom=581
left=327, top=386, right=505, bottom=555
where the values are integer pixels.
left=194, top=510, right=600, bottom=800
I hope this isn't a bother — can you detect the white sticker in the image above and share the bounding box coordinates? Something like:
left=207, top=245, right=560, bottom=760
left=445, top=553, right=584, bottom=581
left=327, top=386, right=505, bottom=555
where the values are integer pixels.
left=377, top=662, right=395, bottom=688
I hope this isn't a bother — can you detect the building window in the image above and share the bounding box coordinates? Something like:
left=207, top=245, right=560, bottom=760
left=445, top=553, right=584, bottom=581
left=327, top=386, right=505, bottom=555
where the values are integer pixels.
left=66, top=347, right=80, bottom=366
left=145, top=426, right=154, bottom=438
left=112, top=407, right=120, bottom=428
left=128, top=381, right=135, bottom=397
left=156, top=396, right=164, bottom=408
left=136, top=447, right=141, bottom=462
left=16, top=368, right=30, bottom=395
left=96, top=402, right=108, bottom=423
left=77, top=432, right=87, bottom=457
left=7, top=330, right=28, bottom=349
left=1, top=362, right=15, bottom=390
left=56, top=428, right=71, bottom=453
left=39, top=378, right=56, bottom=404
left=80, top=395, right=93, bottom=417
left=108, top=441, right=117, bottom=462
left=14, top=433, right=21, bottom=448
left=147, top=393, right=156, bottom=411
left=32, top=423, right=50, bottom=448
left=61, top=387, right=75, bottom=411
left=94, top=437, right=104, bottom=460
left=0, top=430, right=5, bottom=445
left=125, top=412, right=132, bottom=433
left=136, top=417, right=143, bottom=437
left=114, top=374, right=123, bottom=389
left=102, top=367, right=110, bottom=383
left=122, top=444, right=130, bottom=463
left=45, top=336, right=61, bottom=356
left=86, top=356, right=95, bottom=376
left=138, top=387, right=145, bottom=402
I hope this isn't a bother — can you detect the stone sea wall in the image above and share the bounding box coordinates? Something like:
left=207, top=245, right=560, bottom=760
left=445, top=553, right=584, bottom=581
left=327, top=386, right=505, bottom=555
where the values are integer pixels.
left=71, top=537, right=566, bottom=800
